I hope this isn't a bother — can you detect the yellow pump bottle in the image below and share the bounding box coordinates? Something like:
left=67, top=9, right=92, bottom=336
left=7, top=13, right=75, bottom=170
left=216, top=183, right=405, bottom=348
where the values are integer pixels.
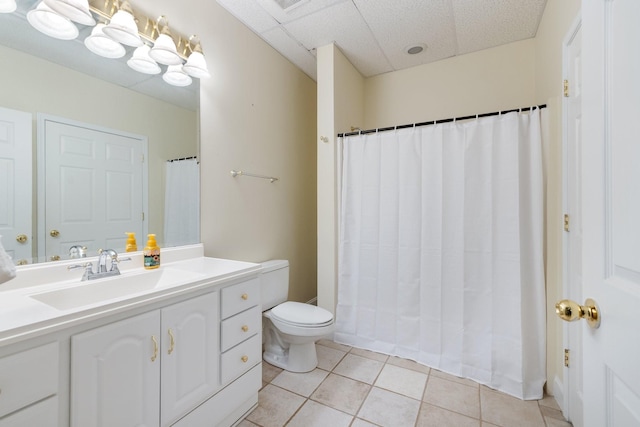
left=143, top=234, right=160, bottom=269
left=125, top=232, right=137, bottom=252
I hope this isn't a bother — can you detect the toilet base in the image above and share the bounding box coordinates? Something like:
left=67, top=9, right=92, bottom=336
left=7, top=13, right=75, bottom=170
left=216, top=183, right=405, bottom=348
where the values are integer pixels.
left=263, top=342, right=318, bottom=373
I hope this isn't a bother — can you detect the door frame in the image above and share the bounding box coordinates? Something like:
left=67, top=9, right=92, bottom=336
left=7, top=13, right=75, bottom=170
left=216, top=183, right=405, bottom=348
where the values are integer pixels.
left=561, top=12, right=583, bottom=422
left=36, top=114, right=149, bottom=261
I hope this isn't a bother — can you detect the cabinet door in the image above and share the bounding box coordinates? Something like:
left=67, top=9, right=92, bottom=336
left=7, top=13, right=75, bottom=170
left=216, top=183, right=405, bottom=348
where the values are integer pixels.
left=160, top=292, right=219, bottom=427
left=71, top=311, right=160, bottom=427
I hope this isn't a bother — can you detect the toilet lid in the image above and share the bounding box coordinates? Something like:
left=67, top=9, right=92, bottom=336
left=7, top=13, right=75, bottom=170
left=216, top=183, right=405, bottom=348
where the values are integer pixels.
left=270, top=301, right=334, bottom=327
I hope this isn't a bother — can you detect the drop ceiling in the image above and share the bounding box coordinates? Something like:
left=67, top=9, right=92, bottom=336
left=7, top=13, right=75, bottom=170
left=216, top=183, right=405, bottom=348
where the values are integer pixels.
left=216, top=0, right=548, bottom=81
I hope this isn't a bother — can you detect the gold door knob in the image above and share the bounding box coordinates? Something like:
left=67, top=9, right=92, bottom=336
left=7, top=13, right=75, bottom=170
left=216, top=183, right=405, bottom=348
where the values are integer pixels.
left=241, top=355, right=248, bottom=363
left=50, top=255, right=61, bottom=261
left=50, top=230, right=60, bottom=237
left=16, top=259, right=28, bottom=266
left=16, top=234, right=27, bottom=243
left=555, top=298, right=601, bottom=329
left=241, top=293, right=248, bottom=300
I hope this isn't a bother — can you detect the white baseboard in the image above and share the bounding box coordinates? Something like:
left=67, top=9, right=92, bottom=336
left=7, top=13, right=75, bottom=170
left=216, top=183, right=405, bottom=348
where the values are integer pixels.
left=553, top=375, right=565, bottom=412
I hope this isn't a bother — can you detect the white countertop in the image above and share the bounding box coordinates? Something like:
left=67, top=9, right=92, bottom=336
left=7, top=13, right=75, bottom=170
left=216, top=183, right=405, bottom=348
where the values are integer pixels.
left=0, top=245, right=261, bottom=347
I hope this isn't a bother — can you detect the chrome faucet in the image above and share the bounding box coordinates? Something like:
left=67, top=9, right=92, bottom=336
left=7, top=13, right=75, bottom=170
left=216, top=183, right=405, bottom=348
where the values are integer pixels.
left=68, top=249, right=131, bottom=281
left=68, top=245, right=87, bottom=259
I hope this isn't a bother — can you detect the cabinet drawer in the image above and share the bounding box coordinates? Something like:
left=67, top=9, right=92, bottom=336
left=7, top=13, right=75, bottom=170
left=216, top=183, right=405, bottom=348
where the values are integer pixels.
left=221, top=278, right=260, bottom=319
left=0, top=395, right=58, bottom=427
left=0, top=342, right=58, bottom=418
left=221, top=305, right=261, bottom=352
left=220, top=334, right=261, bottom=385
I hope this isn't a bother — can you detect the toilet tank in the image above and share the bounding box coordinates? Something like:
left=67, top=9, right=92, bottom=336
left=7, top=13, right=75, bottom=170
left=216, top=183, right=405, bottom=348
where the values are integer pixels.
left=260, top=260, right=289, bottom=310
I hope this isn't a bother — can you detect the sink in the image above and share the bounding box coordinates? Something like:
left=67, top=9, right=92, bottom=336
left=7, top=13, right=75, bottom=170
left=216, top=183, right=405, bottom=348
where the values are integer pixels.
left=30, top=267, right=205, bottom=311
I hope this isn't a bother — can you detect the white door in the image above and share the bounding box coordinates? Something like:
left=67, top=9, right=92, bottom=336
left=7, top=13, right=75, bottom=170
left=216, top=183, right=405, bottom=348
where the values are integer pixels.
left=160, top=292, right=220, bottom=427
left=71, top=311, right=160, bottom=427
left=580, top=1, right=640, bottom=426
left=39, top=115, right=147, bottom=261
left=563, top=19, right=584, bottom=427
left=0, top=107, right=32, bottom=265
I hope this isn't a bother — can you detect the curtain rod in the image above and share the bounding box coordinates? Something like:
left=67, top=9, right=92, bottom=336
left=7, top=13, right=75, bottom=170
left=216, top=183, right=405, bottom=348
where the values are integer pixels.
left=337, top=104, right=547, bottom=138
left=167, top=156, right=198, bottom=162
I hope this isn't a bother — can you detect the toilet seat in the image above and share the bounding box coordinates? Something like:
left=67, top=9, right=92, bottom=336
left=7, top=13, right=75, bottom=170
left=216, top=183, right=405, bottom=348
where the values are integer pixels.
left=270, top=301, right=333, bottom=328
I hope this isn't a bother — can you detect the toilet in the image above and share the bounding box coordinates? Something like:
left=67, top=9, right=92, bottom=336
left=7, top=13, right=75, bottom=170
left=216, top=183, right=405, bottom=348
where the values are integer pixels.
left=260, top=260, right=334, bottom=373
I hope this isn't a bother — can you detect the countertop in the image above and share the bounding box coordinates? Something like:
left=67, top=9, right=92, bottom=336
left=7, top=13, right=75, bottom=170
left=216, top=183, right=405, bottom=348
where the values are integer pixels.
left=0, top=244, right=261, bottom=347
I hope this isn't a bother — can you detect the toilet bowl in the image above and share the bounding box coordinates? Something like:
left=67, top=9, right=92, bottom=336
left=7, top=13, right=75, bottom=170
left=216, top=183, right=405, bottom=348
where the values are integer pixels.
left=260, top=261, right=334, bottom=373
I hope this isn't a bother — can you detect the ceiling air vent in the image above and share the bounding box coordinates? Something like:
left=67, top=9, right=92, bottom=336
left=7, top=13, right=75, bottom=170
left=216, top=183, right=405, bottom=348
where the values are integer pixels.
left=272, top=0, right=308, bottom=12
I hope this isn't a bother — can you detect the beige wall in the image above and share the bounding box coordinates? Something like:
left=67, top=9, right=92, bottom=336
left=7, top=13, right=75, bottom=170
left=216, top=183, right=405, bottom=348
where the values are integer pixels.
left=364, top=39, right=536, bottom=129
left=0, top=44, right=197, bottom=252
left=317, top=44, right=364, bottom=313
left=534, top=0, right=581, bottom=398
left=193, top=2, right=318, bottom=303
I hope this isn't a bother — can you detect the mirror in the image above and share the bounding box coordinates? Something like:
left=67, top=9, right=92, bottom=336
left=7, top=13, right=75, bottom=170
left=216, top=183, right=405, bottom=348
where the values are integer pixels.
left=0, top=2, right=199, bottom=265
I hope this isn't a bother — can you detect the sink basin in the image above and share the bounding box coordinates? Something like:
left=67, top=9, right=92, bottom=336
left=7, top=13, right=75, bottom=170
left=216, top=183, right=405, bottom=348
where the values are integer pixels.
left=30, top=267, right=205, bottom=311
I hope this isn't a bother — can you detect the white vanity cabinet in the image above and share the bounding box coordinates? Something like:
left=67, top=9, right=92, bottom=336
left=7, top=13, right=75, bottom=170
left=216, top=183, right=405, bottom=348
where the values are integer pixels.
left=0, top=342, right=59, bottom=426
left=71, top=292, right=219, bottom=427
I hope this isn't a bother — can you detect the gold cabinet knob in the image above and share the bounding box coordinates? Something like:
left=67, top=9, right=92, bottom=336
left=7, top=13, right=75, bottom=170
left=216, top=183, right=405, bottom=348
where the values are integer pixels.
left=241, top=325, right=249, bottom=332
left=16, top=234, right=28, bottom=243
left=50, top=255, right=61, bottom=261
left=50, top=230, right=60, bottom=238
left=16, top=259, right=28, bottom=266
left=241, top=355, right=248, bottom=363
left=555, top=298, right=601, bottom=329
left=241, top=293, right=248, bottom=300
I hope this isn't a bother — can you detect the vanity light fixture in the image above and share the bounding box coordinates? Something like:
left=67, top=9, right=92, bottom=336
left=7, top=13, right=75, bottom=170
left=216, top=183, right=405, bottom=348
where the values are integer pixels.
left=0, top=0, right=17, bottom=14
left=182, top=36, right=210, bottom=79
left=16, top=0, right=211, bottom=86
left=102, top=0, right=142, bottom=47
left=163, top=64, right=192, bottom=87
left=27, top=1, right=79, bottom=40
left=127, top=44, right=161, bottom=74
left=43, top=0, right=95, bottom=26
left=85, top=22, right=126, bottom=58
left=149, top=16, right=182, bottom=65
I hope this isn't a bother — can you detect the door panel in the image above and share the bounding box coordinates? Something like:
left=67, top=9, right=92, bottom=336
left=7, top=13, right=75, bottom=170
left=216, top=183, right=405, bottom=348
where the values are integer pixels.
left=0, top=107, right=31, bottom=264
left=582, top=0, right=640, bottom=426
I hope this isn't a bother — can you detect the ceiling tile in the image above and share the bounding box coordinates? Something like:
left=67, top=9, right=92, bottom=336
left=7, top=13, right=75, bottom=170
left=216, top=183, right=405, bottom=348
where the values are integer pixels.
left=284, top=1, right=393, bottom=77
left=353, top=0, right=458, bottom=71
left=217, top=0, right=280, bottom=33
left=452, top=0, right=547, bottom=54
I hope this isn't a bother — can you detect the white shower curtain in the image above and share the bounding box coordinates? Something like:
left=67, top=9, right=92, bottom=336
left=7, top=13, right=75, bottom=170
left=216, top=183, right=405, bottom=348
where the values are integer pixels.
left=164, top=158, right=200, bottom=246
left=335, top=109, right=546, bottom=400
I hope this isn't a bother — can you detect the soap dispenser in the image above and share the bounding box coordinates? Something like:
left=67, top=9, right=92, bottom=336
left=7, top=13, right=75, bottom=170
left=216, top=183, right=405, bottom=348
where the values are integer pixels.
left=143, top=234, right=160, bottom=269
left=125, top=232, right=138, bottom=252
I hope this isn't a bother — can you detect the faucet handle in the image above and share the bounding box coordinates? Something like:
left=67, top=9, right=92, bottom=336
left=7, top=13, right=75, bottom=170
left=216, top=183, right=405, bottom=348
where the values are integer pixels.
left=110, top=255, right=131, bottom=272
left=68, top=262, right=94, bottom=281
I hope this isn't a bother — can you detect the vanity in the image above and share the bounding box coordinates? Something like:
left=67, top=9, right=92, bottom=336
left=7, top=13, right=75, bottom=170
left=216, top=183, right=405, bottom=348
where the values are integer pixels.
left=0, top=244, right=262, bottom=427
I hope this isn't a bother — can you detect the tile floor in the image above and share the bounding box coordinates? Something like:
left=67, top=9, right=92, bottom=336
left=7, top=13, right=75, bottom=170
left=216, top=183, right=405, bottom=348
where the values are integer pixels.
left=239, top=340, right=573, bottom=427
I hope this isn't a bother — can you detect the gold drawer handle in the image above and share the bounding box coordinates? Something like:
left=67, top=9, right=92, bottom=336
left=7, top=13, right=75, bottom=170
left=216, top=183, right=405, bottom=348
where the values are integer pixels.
left=241, top=355, right=248, bottom=363
left=168, top=328, right=175, bottom=355
left=151, top=336, right=158, bottom=362
left=241, top=293, right=248, bottom=300
left=241, top=325, right=249, bottom=332
left=16, top=234, right=27, bottom=243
